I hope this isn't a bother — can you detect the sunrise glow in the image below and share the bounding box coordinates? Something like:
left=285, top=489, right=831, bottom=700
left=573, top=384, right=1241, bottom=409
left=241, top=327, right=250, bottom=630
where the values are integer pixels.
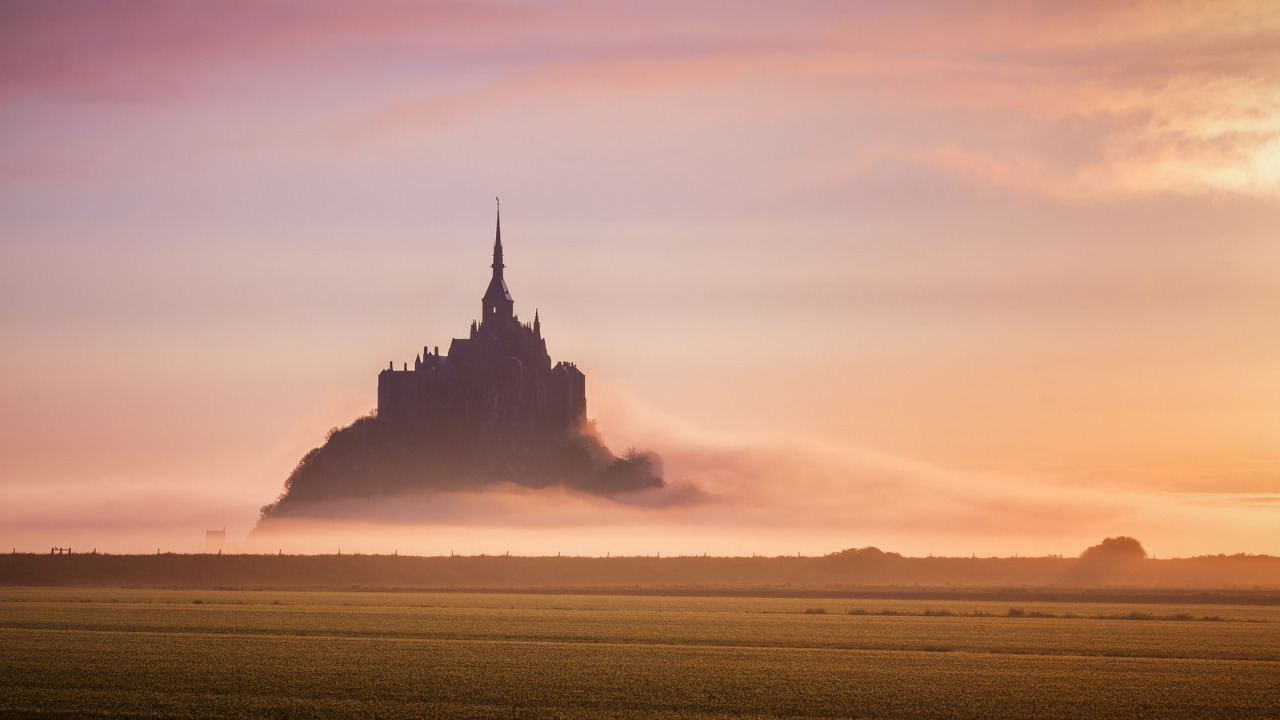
left=1, top=0, right=1277, bottom=558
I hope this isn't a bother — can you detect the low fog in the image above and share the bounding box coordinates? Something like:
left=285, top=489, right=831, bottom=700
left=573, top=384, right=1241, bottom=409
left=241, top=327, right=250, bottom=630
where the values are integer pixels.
left=245, top=388, right=1277, bottom=559
left=4, top=387, right=1276, bottom=559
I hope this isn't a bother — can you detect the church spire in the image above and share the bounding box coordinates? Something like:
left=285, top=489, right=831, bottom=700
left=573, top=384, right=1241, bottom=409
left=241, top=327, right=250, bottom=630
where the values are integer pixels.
left=492, top=197, right=504, bottom=274
left=482, top=198, right=514, bottom=328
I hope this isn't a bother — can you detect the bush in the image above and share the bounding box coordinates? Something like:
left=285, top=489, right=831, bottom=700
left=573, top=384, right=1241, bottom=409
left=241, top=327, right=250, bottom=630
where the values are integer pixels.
left=1080, top=536, right=1147, bottom=562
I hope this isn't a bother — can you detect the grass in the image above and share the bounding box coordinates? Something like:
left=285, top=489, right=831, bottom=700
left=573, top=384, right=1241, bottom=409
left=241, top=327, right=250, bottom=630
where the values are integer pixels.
left=2, top=588, right=1278, bottom=718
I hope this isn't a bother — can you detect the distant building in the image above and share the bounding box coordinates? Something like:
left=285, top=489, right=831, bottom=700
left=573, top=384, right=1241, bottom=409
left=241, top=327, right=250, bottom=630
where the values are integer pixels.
left=205, top=529, right=226, bottom=553
left=377, top=205, right=586, bottom=433
left=254, top=203, right=661, bottom=522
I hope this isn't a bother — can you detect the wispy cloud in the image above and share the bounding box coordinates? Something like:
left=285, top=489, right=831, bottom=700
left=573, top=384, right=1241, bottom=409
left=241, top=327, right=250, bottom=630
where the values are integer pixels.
left=6, top=1, right=1276, bottom=197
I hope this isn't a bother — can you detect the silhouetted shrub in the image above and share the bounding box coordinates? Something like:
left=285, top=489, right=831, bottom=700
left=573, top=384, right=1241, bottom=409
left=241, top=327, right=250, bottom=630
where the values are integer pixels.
left=1080, top=536, right=1147, bottom=562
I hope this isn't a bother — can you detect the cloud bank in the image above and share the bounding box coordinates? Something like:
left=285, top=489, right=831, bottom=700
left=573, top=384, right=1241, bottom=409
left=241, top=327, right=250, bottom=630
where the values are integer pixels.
left=247, top=391, right=1279, bottom=559
left=3, top=387, right=1274, bottom=559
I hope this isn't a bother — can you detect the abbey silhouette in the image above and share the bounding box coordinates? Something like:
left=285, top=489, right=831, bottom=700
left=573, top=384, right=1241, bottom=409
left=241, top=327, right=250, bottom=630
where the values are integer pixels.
left=378, top=204, right=586, bottom=432
left=258, top=203, right=662, bottom=522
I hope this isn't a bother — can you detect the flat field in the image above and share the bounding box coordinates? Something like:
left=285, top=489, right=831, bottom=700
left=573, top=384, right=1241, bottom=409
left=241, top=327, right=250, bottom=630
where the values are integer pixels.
left=2, top=589, right=1277, bottom=719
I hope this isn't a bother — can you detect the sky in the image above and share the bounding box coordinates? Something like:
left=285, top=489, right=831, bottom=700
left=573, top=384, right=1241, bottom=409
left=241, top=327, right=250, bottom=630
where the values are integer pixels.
left=1, top=0, right=1278, bottom=558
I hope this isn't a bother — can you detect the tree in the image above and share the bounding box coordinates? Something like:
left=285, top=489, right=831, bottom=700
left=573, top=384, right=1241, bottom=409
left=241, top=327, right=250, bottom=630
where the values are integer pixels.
left=1080, top=536, right=1147, bottom=562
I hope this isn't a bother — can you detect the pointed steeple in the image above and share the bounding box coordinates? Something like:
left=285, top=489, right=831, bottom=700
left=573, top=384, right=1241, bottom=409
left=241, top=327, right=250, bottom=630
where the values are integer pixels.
left=533, top=309, right=541, bottom=337
left=492, top=196, right=504, bottom=273
left=482, top=197, right=514, bottom=329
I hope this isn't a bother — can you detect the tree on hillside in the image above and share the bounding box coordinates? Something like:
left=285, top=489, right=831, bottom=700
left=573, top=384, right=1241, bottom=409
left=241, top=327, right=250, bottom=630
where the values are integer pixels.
left=1080, top=536, right=1147, bottom=562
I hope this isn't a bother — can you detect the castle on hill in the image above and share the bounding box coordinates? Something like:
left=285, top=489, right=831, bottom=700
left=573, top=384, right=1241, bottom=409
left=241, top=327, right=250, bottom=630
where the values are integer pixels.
left=255, top=203, right=662, bottom=523
left=377, top=205, right=586, bottom=433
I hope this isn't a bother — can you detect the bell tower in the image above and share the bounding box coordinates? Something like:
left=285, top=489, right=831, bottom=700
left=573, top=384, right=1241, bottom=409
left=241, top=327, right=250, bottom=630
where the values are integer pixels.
left=481, top=198, right=515, bottom=329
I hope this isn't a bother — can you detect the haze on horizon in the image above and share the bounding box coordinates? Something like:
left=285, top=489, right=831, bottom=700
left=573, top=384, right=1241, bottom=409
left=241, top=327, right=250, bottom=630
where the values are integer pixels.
left=1, top=0, right=1277, bottom=559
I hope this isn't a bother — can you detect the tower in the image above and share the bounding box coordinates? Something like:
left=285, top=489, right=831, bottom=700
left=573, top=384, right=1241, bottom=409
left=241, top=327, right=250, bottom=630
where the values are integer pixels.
left=378, top=202, right=579, bottom=428
left=481, top=199, right=514, bottom=329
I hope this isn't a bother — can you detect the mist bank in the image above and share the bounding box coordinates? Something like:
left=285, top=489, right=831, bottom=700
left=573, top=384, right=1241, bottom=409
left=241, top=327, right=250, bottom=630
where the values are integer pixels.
left=2, top=550, right=1276, bottom=593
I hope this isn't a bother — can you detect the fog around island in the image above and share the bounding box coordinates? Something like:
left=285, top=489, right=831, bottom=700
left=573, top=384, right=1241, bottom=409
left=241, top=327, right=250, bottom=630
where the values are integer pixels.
left=5, top=378, right=1270, bottom=559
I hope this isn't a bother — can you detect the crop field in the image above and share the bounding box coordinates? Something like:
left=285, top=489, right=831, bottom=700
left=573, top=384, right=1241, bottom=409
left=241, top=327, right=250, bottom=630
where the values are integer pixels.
left=2, top=589, right=1278, bottom=719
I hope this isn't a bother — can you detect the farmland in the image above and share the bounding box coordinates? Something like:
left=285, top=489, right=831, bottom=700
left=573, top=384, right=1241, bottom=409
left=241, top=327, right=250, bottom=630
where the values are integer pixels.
left=2, top=589, right=1278, bottom=719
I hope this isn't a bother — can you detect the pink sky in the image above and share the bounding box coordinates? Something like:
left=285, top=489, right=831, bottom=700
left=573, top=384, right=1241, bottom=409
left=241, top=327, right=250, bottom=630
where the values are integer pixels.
left=1, top=0, right=1277, bottom=557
